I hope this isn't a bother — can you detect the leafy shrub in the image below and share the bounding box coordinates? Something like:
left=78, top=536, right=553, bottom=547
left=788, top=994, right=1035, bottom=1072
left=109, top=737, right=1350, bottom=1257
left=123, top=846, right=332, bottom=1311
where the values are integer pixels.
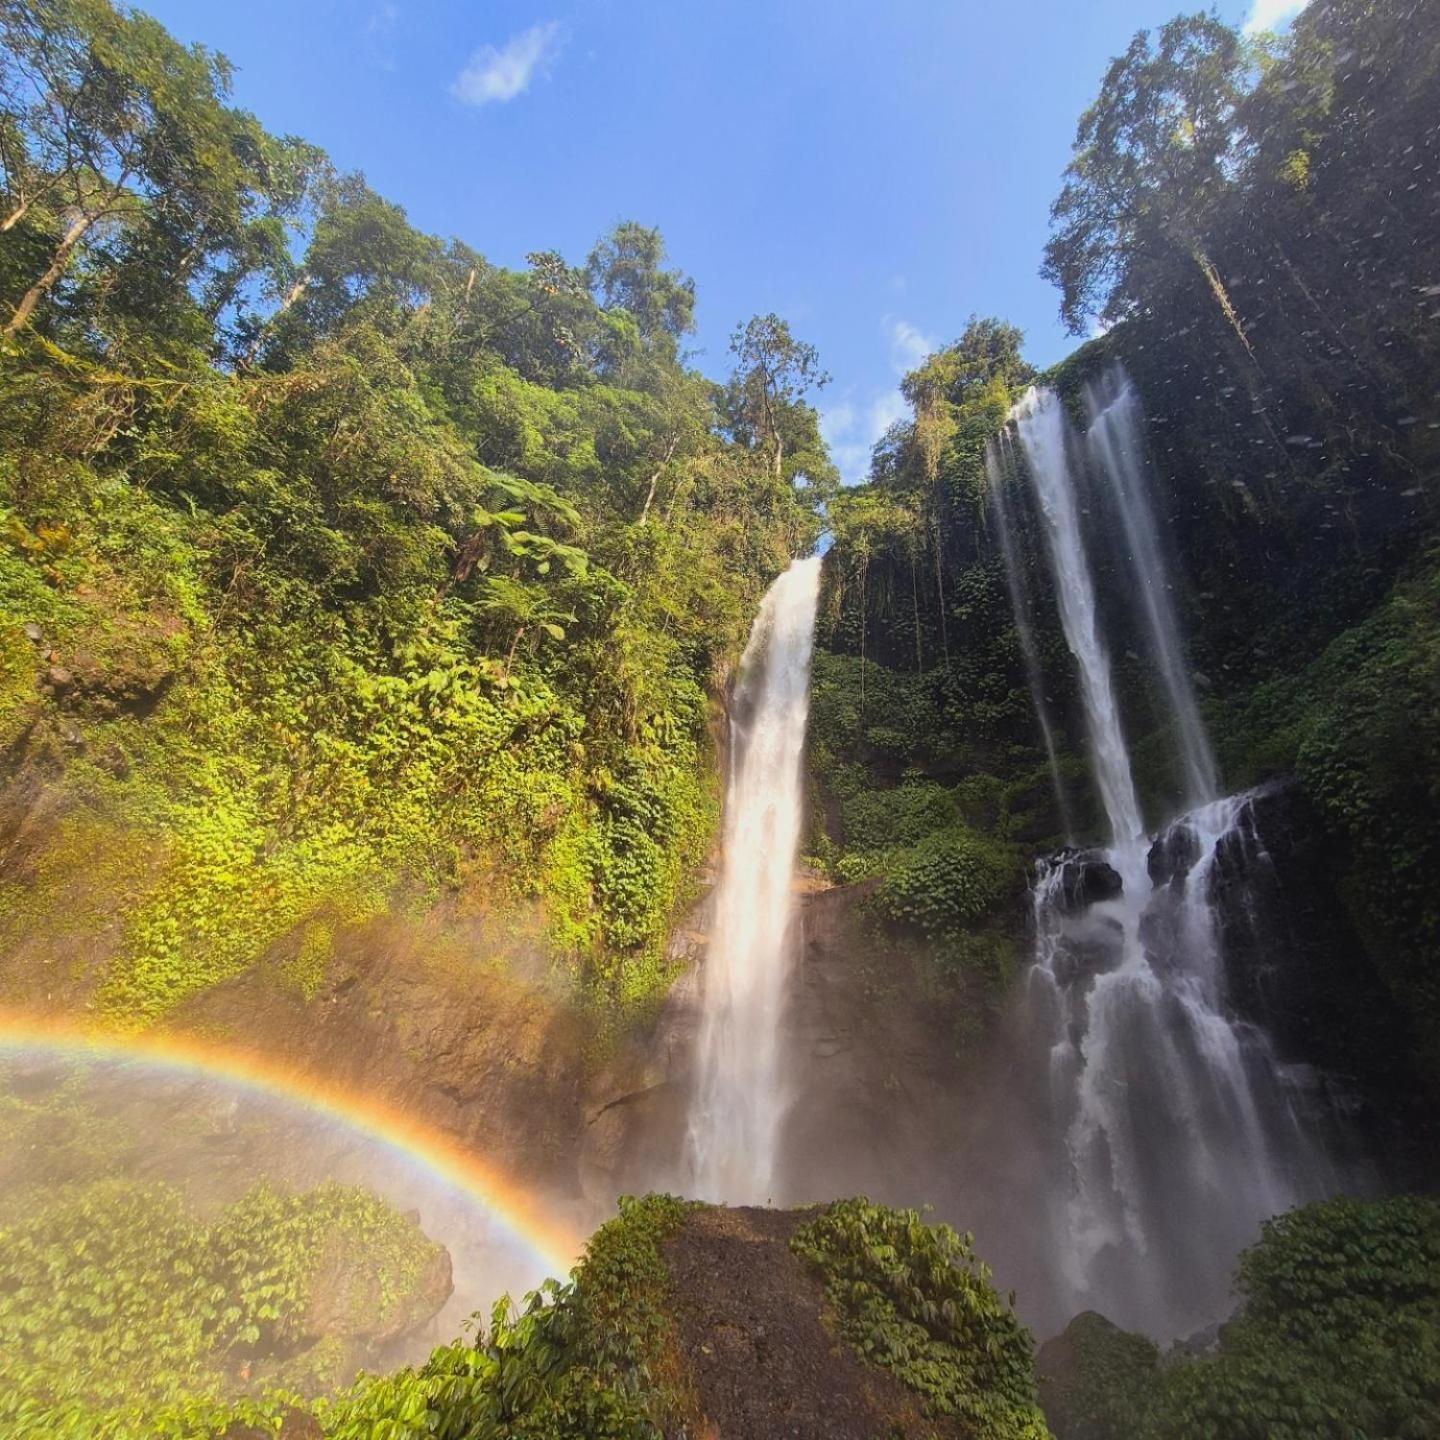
left=1037, top=1311, right=1159, bottom=1440
left=1055, top=1195, right=1440, bottom=1440
left=791, top=1198, right=1049, bottom=1438
left=875, top=824, right=1020, bottom=941
left=0, top=1178, right=445, bottom=1437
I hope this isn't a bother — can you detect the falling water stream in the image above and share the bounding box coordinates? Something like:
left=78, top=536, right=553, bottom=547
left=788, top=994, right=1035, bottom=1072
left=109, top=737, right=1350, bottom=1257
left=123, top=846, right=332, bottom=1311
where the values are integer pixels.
left=1085, top=366, right=1219, bottom=805
left=1006, top=385, right=1339, bottom=1336
left=685, top=554, right=822, bottom=1203
left=987, top=434, right=1073, bottom=839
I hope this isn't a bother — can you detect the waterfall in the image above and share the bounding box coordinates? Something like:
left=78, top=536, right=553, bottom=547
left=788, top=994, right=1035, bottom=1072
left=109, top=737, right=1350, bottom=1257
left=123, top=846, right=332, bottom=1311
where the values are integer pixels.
left=986, top=434, right=1073, bottom=839
left=1012, top=386, right=1143, bottom=849
left=685, top=555, right=822, bottom=1203
left=1085, top=366, right=1218, bottom=805
left=1007, top=387, right=1340, bottom=1337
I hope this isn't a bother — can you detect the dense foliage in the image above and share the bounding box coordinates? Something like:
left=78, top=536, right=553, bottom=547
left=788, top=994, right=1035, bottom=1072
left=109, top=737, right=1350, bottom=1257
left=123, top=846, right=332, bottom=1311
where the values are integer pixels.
left=0, top=1176, right=445, bottom=1437
left=812, top=0, right=1440, bottom=1092
left=791, top=1197, right=1050, bottom=1439
left=304, top=1193, right=697, bottom=1440
left=1041, top=1195, right=1440, bottom=1440
left=0, top=0, right=826, bottom=1024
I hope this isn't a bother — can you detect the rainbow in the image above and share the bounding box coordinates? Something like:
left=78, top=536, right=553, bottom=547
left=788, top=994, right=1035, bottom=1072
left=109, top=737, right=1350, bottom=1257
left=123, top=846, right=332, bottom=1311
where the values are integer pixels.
left=0, top=1008, right=584, bottom=1276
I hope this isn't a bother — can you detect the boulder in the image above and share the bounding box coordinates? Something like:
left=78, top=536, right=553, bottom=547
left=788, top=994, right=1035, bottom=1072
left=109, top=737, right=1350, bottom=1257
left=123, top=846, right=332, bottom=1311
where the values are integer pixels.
left=1052, top=853, right=1123, bottom=911
left=1147, top=821, right=1201, bottom=888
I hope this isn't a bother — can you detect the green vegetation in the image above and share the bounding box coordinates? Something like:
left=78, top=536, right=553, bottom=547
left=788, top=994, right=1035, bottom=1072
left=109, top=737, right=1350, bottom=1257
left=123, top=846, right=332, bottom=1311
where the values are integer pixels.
left=1036, top=1312, right=1159, bottom=1440
left=811, top=0, right=1440, bottom=1093
left=0, top=0, right=827, bottom=1025
left=1041, top=1195, right=1440, bottom=1440
left=0, top=1176, right=446, bottom=1437
left=1211, top=549, right=1440, bottom=1074
left=308, top=1193, right=699, bottom=1440
left=791, top=1197, right=1049, bottom=1438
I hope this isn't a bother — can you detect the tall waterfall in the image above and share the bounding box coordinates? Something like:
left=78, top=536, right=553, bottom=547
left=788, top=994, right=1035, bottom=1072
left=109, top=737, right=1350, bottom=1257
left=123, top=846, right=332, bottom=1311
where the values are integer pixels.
left=1007, top=387, right=1339, bottom=1337
left=1012, top=387, right=1143, bottom=847
left=987, top=434, right=1073, bottom=839
left=685, top=555, right=822, bottom=1203
left=1085, top=366, right=1218, bottom=804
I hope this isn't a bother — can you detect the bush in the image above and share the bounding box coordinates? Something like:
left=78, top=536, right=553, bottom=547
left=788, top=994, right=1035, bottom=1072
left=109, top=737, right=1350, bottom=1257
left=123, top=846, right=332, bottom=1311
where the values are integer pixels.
left=1055, top=1195, right=1440, bottom=1440
left=791, top=1198, right=1049, bottom=1438
left=875, top=824, right=1020, bottom=941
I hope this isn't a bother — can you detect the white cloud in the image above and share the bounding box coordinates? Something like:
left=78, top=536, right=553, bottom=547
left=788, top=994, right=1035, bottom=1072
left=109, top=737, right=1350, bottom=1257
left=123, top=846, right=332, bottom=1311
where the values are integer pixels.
left=1243, top=0, right=1311, bottom=34
left=451, top=21, right=564, bottom=107
left=362, top=3, right=398, bottom=69
left=818, top=316, right=937, bottom=485
left=886, top=316, right=935, bottom=375
left=823, top=389, right=910, bottom=486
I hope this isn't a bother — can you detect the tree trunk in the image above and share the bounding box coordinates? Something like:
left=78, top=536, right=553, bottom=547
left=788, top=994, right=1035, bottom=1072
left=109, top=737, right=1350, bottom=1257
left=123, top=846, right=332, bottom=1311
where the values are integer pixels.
left=240, top=273, right=310, bottom=368
left=4, top=207, right=96, bottom=336
left=932, top=518, right=949, bottom=665
left=1, top=196, right=32, bottom=232
left=1192, top=246, right=1258, bottom=369
left=859, top=555, right=868, bottom=715
left=638, top=433, right=679, bottom=524
left=910, top=544, right=923, bottom=673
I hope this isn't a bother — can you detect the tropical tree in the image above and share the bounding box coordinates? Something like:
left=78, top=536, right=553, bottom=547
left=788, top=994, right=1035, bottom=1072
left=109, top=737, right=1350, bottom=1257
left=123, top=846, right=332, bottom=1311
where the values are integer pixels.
left=720, top=312, right=829, bottom=482
left=1041, top=13, right=1255, bottom=345
left=584, top=221, right=696, bottom=354
left=0, top=0, right=297, bottom=339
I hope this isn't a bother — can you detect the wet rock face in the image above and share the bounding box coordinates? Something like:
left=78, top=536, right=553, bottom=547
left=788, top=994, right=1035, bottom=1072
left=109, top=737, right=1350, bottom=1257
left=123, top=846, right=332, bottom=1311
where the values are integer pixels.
left=1204, top=781, right=1434, bottom=1181
left=1147, top=821, right=1201, bottom=889
left=1047, top=915, right=1125, bottom=990
left=1053, top=853, right=1123, bottom=912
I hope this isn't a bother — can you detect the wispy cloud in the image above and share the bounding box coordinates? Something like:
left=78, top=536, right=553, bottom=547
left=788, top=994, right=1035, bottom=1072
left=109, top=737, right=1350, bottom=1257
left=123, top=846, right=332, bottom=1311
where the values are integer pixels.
left=362, top=2, right=398, bottom=70
left=823, top=390, right=910, bottom=486
left=451, top=20, right=564, bottom=107
left=822, top=316, right=937, bottom=485
left=1242, top=0, right=1311, bottom=35
left=886, top=316, right=936, bottom=375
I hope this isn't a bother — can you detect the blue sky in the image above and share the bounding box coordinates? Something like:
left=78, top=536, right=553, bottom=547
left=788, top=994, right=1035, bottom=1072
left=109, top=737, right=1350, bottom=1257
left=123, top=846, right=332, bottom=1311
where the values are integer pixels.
left=144, top=0, right=1306, bottom=481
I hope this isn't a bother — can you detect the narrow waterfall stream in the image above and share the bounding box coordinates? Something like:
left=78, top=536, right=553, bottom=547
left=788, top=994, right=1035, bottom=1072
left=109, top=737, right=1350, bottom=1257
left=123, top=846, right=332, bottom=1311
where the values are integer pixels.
left=1012, top=386, right=1144, bottom=847
left=1084, top=365, right=1219, bottom=806
left=685, top=555, right=822, bottom=1203
left=1004, top=387, right=1342, bottom=1337
left=987, top=434, right=1073, bottom=840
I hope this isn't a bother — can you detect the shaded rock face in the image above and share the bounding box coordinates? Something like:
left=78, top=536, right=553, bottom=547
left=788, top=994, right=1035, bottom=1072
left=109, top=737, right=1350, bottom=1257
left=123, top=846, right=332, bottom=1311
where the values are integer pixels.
left=1052, top=853, right=1124, bottom=912
left=1147, top=821, right=1201, bottom=888
left=1201, top=783, right=1432, bottom=1178
left=175, top=912, right=597, bottom=1207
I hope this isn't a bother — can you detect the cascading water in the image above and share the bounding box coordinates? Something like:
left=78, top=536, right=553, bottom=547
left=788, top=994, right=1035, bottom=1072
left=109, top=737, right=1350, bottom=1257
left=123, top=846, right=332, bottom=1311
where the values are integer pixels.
left=1011, top=386, right=1143, bottom=848
left=1008, top=386, right=1340, bottom=1337
left=685, top=554, right=822, bottom=1203
left=1085, top=366, right=1218, bottom=805
left=986, top=434, right=1073, bottom=839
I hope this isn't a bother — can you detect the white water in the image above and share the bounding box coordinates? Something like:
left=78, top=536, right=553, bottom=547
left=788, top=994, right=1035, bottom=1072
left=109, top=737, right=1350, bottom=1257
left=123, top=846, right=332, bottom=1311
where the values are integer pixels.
left=1012, top=386, right=1143, bottom=847
left=1085, top=367, right=1219, bottom=805
left=986, top=434, right=1073, bottom=839
left=1009, top=387, right=1337, bottom=1336
left=685, top=555, right=822, bottom=1203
